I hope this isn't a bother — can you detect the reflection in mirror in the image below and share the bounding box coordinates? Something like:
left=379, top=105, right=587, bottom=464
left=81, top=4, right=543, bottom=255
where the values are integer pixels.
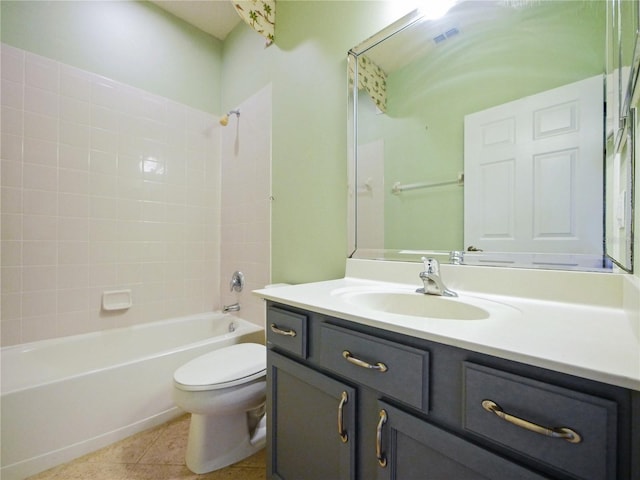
left=348, top=0, right=633, bottom=272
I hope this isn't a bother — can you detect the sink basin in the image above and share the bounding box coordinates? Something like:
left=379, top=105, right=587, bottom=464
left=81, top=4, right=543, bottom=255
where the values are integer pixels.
left=343, top=291, right=488, bottom=320
left=333, top=286, right=519, bottom=321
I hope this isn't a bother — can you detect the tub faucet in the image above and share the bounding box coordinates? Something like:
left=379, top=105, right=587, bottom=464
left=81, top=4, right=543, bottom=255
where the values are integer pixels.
left=223, top=302, right=241, bottom=313
left=416, top=257, right=457, bottom=297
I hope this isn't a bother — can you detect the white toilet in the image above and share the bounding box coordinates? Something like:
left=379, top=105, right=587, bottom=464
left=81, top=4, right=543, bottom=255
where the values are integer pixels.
left=172, top=342, right=267, bottom=474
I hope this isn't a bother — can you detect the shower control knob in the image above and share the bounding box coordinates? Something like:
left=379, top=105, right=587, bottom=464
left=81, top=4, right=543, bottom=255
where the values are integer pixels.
left=230, top=271, right=245, bottom=292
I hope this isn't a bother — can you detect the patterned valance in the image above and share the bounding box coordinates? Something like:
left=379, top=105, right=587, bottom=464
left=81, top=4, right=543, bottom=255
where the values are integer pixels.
left=350, top=55, right=387, bottom=113
left=233, top=0, right=275, bottom=46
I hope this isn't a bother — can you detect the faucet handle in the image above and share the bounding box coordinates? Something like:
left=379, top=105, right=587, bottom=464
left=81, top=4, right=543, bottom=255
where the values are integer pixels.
left=230, top=271, right=245, bottom=292
left=421, top=257, right=439, bottom=274
left=449, top=250, right=464, bottom=265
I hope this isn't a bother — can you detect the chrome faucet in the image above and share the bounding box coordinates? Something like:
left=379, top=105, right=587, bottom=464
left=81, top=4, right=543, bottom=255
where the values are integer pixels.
left=449, top=250, right=464, bottom=265
left=416, top=257, right=457, bottom=297
left=223, top=302, right=241, bottom=313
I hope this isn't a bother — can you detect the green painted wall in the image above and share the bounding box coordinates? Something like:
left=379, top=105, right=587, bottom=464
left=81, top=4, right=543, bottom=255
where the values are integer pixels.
left=0, top=0, right=223, bottom=113
left=221, top=1, right=412, bottom=284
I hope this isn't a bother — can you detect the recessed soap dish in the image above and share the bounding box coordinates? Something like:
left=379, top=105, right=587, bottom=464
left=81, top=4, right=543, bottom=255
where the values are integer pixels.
left=102, top=289, right=133, bottom=311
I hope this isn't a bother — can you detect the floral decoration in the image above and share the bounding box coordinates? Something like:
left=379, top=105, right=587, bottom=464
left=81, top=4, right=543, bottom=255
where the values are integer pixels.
left=233, top=0, right=275, bottom=46
left=349, top=54, right=387, bottom=113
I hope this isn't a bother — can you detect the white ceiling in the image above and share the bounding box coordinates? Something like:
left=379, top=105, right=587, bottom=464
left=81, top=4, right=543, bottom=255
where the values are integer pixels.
left=150, top=0, right=241, bottom=40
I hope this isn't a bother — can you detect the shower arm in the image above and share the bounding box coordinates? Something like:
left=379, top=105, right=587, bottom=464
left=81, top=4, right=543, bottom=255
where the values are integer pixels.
left=219, top=109, right=240, bottom=126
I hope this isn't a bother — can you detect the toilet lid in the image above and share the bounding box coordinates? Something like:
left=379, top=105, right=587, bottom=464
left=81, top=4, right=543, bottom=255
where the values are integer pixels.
left=174, top=343, right=266, bottom=391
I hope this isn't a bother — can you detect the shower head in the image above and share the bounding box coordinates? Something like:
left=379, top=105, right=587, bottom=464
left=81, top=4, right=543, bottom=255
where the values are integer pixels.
left=219, top=109, right=240, bottom=126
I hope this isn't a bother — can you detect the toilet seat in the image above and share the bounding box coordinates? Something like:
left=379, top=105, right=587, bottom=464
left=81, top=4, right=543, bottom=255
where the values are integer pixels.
left=174, top=343, right=266, bottom=392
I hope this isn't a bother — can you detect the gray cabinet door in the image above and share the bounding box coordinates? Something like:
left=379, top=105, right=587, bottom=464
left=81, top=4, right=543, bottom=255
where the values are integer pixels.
left=376, top=401, right=548, bottom=480
left=268, top=351, right=356, bottom=480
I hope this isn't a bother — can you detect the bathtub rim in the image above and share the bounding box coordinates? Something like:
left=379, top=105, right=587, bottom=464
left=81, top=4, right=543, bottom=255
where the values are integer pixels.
left=1, top=312, right=263, bottom=395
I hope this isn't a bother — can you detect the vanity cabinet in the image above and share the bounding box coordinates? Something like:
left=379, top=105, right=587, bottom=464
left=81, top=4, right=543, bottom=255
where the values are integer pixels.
left=265, top=303, right=639, bottom=480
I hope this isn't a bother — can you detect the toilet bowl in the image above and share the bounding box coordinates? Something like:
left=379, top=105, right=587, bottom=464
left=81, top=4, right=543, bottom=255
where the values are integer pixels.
left=173, top=342, right=267, bottom=474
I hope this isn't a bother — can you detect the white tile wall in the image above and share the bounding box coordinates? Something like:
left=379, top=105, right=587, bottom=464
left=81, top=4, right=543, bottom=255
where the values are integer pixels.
left=1, top=44, right=225, bottom=346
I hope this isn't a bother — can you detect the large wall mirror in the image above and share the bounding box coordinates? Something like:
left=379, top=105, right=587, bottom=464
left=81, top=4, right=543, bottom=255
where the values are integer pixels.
left=348, top=0, right=636, bottom=273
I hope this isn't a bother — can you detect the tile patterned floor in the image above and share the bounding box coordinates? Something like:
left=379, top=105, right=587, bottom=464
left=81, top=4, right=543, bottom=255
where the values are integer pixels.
left=27, top=414, right=266, bottom=480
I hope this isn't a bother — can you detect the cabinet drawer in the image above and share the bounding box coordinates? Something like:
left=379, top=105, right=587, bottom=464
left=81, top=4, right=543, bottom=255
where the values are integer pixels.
left=319, top=323, right=429, bottom=410
left=267, top=306, right=308, bottom=358
left=463, top=363, right=617, bottom=480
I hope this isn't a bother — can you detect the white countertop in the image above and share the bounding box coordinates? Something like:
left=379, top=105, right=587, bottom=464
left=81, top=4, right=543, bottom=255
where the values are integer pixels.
left=255, top=259, right=640, bottom=391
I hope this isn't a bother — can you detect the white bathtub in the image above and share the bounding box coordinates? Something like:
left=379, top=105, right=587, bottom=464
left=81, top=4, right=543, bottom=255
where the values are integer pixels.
left=0, top=313, right=264, bottom=480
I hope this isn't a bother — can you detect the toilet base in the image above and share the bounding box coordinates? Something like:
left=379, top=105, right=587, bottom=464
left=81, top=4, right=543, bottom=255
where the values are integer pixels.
left=185, top=408, right=266, bottom=474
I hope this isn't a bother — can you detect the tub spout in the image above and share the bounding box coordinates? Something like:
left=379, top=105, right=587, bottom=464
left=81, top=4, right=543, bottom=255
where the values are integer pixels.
left=223, top=303, right=240, bottom=313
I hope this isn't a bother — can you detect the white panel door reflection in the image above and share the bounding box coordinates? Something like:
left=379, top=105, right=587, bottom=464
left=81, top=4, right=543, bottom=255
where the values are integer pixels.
left=464, top=76, right=603, bottom=255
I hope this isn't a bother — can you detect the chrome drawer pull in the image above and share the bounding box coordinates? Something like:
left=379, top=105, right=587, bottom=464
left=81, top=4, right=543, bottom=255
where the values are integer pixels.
left=342, top=351, right=388, bottom=372
left=482, top=400, right=582, bottom=444
left=270, top=323, right=297, bottom=337
left=337, top=391, right=349, bottom=443
left=376, top=409, right=388, bottom=468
